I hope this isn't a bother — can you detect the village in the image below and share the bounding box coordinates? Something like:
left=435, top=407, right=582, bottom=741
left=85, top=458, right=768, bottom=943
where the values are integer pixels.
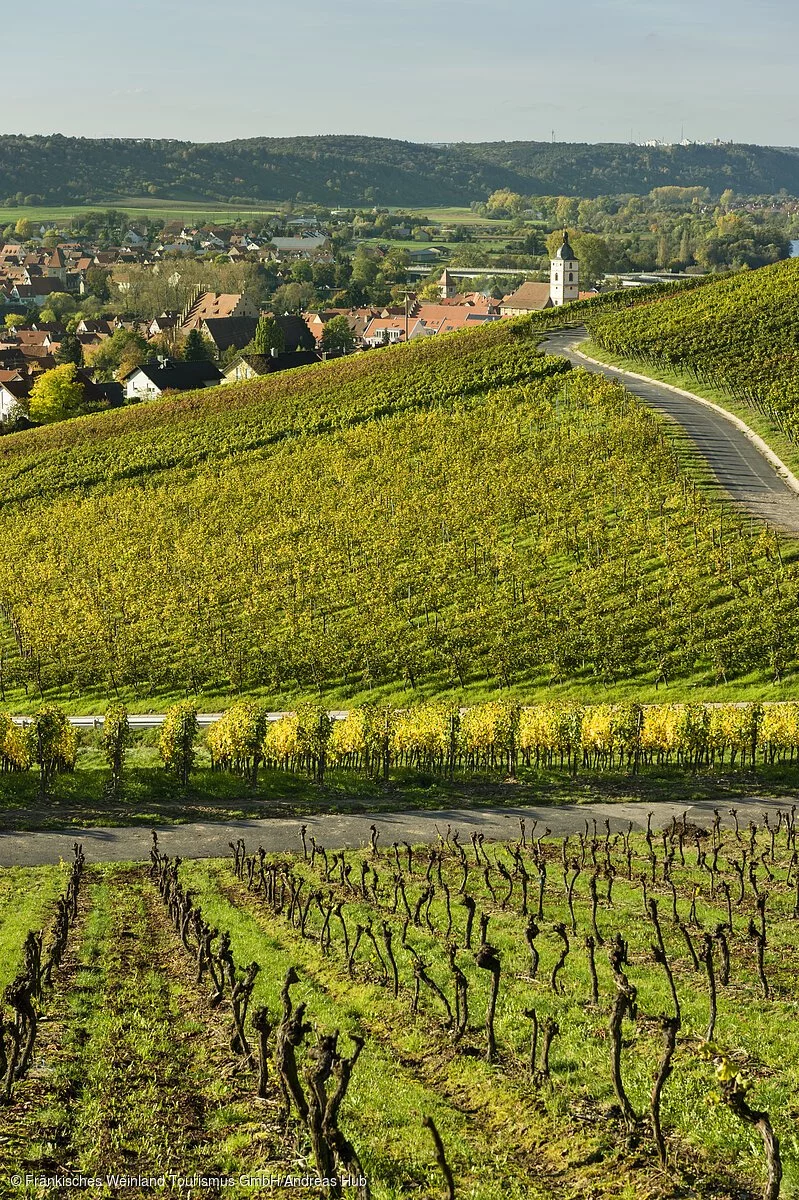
left=0, top=215, right=591, bottom=425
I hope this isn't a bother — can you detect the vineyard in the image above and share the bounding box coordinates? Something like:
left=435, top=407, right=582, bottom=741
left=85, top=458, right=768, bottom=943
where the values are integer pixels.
left=2, top=812, right=799, bottom=1198
left=0, top=307, right=798, bottom=711
left=4, top=699, right=799, bottom=808
left=209, top=697, right=799, bottom=780
left=587, top=258, right=799, bottom=441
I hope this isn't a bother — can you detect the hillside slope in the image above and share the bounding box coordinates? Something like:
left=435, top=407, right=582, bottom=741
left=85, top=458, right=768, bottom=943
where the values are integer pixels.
left=588, top=258, right=799, bottom=439
left=2, top=135, right=799, bottom=206
left=0, top=317, right=797, bottom=707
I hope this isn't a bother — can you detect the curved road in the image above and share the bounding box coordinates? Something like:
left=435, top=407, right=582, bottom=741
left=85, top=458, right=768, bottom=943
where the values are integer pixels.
left=0, top=796, right=792, bottom=867
left=541, top=328, right=799, bottom=534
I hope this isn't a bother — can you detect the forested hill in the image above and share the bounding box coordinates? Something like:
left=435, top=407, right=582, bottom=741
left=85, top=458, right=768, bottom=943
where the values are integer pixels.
left=3, top=134, right=799, bottom=206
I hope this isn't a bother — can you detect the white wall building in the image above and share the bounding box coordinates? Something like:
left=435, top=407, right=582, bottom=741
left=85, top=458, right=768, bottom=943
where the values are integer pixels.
left=122, top=359, right=223, bottom=400
left=0, top=382, right=24, bottom=424
left=550, top=230, right=579, bottom=306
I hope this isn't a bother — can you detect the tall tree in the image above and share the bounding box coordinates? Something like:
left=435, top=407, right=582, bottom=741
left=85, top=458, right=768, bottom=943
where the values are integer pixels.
left=41, top=292, right=77, bottom=320
left=55, top=333, right=84, bottom=367
left=28, top=363, right=86, bottom=423
left=183, top=328, right=214, bottom=361
left=321, top=315, right=354, bottom=355
left=253, top=314, right=285, bottom=356
left=88, top=328, right=149, bottom=382
left=555, top=196, right=579, bottom=226
left=271, top=282, right=314, bottom=314
left=85, top=267, right=111, bottom=301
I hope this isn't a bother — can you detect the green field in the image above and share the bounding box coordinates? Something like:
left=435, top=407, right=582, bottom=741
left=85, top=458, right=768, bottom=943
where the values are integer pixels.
left=2, top=819, right=798, bottom=1198
left=0, top=864, right=64, bottom=987
left=402, top=206, right=489, bottom=221
left=0, top=199, right=283, bottom=227
left=402, top=206, right=528, bottom=227
left=0, top=201, right=516, bottom=230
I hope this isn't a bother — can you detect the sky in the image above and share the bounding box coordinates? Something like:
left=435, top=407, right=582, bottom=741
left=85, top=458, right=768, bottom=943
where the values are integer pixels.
left=6, top=0, right=799, bottom=145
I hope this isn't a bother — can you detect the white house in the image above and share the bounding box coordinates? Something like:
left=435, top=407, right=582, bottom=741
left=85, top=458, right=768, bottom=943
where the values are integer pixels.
left=0, top=379, right=28, bottom=424
left=122, top=358, right=223, bottom=401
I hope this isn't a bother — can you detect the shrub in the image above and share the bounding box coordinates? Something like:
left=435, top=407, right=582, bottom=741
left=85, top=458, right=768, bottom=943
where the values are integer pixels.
left=159, top=702, right=199, bottom=786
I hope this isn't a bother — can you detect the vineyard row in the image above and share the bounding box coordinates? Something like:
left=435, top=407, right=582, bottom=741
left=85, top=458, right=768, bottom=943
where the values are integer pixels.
left=1, top=311, right=796, bottom=702
left=4, top=808, right=798, bottom=1197
left=588, top=258, right=799, bottom=442
left=217, top=805, right=799, bottom=1200
left=6, top=698, right=799, bottom=788
left=0, top=845, right=84, bottom=1104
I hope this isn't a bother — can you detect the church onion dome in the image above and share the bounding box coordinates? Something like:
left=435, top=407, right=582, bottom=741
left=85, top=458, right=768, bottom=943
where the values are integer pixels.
left=555, top=230, right=575, bottom=260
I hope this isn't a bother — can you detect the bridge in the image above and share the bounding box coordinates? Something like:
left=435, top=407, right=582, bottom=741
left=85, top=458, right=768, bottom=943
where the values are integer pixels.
left=403, top=265, right=533, bottom=277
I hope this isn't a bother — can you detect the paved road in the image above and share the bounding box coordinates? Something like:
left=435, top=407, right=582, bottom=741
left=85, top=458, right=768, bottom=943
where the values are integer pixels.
left=1, top=796, right=793, bottom=867
left=541, top=328, right=799, bottom=534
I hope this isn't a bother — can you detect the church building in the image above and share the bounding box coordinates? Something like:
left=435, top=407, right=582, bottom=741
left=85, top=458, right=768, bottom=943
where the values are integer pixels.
left=499, top=230, right=581, bottom=315
left=550, top=229, right=579, bottom=306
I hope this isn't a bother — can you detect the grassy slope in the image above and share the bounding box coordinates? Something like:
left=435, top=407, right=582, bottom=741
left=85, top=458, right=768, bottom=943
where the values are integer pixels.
left=586, top=259, right=799, bottom=437
left=1, top=307, right=799, bottom=716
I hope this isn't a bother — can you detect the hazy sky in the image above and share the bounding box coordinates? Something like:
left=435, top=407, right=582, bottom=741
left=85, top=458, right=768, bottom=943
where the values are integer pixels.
left=7, top=0, right=798, bottom=145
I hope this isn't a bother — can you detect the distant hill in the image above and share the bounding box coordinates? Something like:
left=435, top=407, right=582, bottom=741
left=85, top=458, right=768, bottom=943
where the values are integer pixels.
left=3, top=135, right=799, bottom=207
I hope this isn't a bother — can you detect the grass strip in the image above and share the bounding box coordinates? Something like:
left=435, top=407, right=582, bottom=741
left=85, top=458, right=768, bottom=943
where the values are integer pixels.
left=0, top=864, right=318, bottom=1198
left=0, top=864, right=65, bottom=990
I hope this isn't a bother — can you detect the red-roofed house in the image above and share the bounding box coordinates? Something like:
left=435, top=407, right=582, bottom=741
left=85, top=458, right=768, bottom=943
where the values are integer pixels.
left=361, top=316, right=409, bottom=347
left=180, top=290, right=258, bottom=330
left=498, top=282, right=554, bottom=315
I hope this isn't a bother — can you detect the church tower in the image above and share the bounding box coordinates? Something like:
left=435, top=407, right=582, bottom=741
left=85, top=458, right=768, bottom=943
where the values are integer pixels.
left=550, top=229, right=579, bottom=306
left=438, top=268, right=457, bottom=299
